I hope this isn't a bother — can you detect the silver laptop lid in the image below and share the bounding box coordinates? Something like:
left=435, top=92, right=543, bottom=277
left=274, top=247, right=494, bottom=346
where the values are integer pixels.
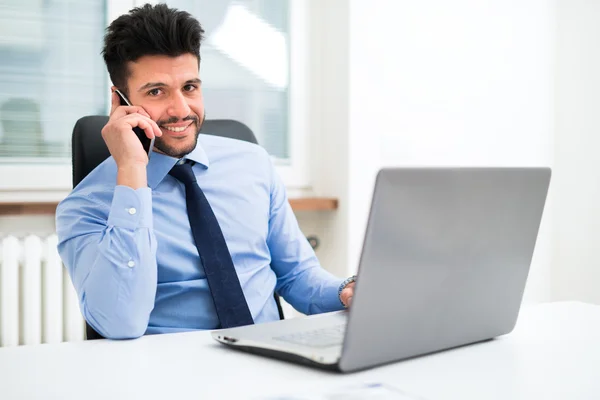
left=339, top=167, right=551, bottom=372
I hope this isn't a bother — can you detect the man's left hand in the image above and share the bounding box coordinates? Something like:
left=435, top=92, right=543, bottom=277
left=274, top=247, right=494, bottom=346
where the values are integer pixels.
left=340, top=281, right=355, bottom=308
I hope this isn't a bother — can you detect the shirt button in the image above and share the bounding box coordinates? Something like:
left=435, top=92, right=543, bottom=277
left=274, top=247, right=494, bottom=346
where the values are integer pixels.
left=127, top=260, right=135, bottom=268
left=128, top=208, right=137, bottom=215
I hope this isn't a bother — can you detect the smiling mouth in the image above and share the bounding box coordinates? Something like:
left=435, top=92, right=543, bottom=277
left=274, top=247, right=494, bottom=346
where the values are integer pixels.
left=163, top=125, right=189, bottom=132
left=160, top=122, right=194, bottom=134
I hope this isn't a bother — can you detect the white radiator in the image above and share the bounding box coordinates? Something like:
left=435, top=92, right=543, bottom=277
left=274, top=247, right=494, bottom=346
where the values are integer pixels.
left=0, top=234, right=84, bottom=347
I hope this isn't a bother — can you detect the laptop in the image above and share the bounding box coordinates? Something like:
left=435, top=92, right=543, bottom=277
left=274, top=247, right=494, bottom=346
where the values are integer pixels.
left=212, top=167, right=551, bottom=373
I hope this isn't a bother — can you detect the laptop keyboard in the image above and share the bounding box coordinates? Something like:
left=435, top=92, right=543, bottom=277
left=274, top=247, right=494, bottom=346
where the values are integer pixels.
left=272, top=323, right=346, bottom=348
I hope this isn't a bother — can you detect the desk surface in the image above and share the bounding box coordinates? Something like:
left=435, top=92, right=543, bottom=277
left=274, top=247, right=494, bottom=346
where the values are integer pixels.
left=1, top=301, right=599, bottom=400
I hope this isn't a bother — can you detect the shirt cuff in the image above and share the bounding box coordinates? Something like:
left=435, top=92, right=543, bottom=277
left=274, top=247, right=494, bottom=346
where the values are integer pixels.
left=107, top=186, right=153, bottom=230
left=318, top=277, right=347, bottom=312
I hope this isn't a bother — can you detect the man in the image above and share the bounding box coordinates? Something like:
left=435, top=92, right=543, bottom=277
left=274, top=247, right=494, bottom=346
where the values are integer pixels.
left=56, top=3, right=356, bottom=340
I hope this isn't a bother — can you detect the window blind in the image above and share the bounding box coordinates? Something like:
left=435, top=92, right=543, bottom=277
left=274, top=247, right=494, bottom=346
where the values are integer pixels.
left=0, top=0, right=107, bottom=162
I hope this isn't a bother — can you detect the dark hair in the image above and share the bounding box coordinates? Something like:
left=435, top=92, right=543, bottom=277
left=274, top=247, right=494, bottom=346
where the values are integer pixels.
left=102, top=3, right=204, bottom=95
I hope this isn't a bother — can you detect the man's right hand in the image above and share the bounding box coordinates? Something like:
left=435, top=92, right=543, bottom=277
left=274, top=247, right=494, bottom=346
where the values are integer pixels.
left=101, top=91, right=162, bottom=189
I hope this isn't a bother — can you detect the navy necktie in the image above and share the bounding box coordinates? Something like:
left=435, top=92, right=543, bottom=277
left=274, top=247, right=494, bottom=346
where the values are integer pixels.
left=169, top=161, right=254, bottom=328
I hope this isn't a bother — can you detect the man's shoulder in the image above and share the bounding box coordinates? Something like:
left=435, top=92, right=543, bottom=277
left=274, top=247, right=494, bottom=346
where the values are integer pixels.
left=198, top=134, right=272, bottom=174
left=198, top=133, right=269, bottom=158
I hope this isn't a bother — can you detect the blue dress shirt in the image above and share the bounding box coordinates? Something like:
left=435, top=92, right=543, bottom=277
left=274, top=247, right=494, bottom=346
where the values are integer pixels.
left=56, top=134, right=345, bottom=339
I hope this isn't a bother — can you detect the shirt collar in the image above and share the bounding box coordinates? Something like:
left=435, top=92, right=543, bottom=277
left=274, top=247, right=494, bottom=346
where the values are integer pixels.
left=146, top=139, right=210, bottom=189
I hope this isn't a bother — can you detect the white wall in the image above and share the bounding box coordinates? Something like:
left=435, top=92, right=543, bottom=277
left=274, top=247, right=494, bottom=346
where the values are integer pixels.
left=0, top=215, right=56, bottom=238
left=553, top=0, right=600, bottom=304
left=295, top=0, right=351, bottom=280
left=305, top=0, right=557, bottom=304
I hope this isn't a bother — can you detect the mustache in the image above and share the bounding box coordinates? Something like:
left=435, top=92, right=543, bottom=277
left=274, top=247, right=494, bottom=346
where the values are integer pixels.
left=157, top=115, right=199, bottom=126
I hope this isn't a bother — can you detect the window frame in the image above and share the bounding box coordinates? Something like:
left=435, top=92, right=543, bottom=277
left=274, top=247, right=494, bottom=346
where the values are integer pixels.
left=0, top=0, right=311, bottom=203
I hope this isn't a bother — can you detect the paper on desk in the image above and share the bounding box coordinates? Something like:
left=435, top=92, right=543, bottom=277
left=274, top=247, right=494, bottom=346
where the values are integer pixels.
left=258, top=382, right=428, bottom=400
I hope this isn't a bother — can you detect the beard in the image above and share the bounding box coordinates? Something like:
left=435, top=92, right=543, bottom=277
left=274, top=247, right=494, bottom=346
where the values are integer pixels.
left=153, top=113, right=205, bottom=158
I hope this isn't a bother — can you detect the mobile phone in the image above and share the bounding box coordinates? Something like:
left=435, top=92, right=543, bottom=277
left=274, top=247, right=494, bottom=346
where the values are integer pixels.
left=114, top=89, right=155, bottom=156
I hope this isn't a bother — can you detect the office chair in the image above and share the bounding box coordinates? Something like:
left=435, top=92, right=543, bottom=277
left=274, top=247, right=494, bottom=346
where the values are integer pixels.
left=71, top=116, right=286, bottom=340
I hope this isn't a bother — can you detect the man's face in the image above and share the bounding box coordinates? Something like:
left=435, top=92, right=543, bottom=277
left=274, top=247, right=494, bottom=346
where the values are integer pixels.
left=123, top=53, right=205, bottom=158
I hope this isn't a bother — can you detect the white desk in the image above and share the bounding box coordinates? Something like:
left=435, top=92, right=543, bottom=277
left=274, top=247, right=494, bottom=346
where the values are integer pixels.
left=0, top=301, right=599, bottom=400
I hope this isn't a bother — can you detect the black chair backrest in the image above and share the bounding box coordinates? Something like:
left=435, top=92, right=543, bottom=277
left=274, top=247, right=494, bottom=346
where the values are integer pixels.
left=71, top=116, right=284, bottom=340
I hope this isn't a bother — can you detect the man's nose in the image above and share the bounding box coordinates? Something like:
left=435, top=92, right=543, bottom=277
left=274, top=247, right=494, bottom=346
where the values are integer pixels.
left=167, top=91, right=191, bottom=118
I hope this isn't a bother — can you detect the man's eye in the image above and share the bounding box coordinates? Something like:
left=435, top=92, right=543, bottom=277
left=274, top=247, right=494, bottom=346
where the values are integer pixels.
left=183, top=84, right=197, bottom=92
left=147, top=88, right=162, bottom=96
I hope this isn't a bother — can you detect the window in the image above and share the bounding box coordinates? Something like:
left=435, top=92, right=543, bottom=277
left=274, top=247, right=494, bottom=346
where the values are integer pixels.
left=0, top=0, right=308, bottom=201
left=0, top=0, right=120, bottom=200
left=0, top=0, right=108, bottom=161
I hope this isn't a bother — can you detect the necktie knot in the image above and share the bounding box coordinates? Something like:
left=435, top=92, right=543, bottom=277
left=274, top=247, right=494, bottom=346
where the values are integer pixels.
left=169, top=161, right=197, bottom=185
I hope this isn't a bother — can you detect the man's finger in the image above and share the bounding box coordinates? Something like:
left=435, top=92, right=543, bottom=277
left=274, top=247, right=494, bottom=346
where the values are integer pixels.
left=122, top=114, right=157, bottom=139
left=136, top=119, right=157, bottom=140
left=111, top=105, right=152, bottom=121
left=146, top=118, right=162, bottom=138
left=123, top=106, right=151, bottom=119
left=341, top=287, right=353, bottom=308
left=118, top=106, right=151, bottom=118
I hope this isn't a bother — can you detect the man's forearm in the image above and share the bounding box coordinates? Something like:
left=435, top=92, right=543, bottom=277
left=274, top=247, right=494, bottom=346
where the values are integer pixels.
left=275, top=259, right=345, bottom=315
